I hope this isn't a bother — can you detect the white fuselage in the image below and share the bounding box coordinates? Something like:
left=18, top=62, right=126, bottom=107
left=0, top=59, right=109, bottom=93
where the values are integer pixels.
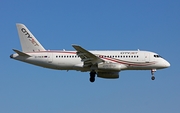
left=11, top=23, right=171, bottom=82
left=11, top=50, right=170, bottom=72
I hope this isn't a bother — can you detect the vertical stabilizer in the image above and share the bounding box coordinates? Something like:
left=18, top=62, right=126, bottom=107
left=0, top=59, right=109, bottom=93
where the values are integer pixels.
left=16, top=23, right=46, bottom=52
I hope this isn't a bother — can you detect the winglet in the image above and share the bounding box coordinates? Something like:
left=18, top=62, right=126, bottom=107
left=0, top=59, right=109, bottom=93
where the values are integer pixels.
left=13, top=49, right=31, bottom=57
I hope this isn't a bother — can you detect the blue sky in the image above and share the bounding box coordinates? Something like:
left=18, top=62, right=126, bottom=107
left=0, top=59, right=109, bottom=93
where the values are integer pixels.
left=1, top=0, right=180, bottom=113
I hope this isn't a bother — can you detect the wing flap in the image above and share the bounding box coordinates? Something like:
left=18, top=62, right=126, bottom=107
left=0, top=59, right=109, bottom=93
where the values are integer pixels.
left=72, top=45, right=104, bottom=67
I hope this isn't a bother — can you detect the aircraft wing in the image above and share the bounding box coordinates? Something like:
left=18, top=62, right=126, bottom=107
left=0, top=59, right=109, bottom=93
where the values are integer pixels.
left=72, top=45, right=104, bottom=67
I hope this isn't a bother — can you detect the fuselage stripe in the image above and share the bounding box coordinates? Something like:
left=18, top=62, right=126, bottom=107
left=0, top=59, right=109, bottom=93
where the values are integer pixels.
left=26, top=51, right=156, bottom=66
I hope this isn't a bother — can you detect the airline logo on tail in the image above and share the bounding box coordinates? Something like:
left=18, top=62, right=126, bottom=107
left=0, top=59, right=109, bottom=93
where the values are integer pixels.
left=21, top=28, right=39, bottom=46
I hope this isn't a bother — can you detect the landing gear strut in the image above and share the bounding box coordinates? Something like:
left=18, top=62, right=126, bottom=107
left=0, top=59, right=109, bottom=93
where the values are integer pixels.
left=151, top=69, right=156, bottom=80
left=89, top=71, right=96, bottom=82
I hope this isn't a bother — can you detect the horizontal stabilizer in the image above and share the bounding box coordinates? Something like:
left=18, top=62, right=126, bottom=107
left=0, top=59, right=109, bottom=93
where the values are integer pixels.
left=13, top=49, right=31, bottom=57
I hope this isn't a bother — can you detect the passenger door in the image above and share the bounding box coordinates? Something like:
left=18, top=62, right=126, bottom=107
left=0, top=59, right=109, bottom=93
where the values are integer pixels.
left=144, top=53, right=150, bottom=63
left=47, top=53, right=53, bottom=63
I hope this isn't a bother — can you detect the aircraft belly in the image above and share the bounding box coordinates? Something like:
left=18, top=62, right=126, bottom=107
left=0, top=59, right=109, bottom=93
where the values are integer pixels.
left=54, top=58, right=82, bottom=70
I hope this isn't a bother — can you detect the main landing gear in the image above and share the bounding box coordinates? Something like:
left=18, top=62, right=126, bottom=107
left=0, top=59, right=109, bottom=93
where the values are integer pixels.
left=89, top=71, right=96, bottom=82
left=151, top=69, right=156, bottom=80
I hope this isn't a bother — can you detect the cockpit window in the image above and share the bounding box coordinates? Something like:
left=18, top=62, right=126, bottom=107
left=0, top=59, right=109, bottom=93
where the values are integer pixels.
left=154, top=55, right=162, bottom=58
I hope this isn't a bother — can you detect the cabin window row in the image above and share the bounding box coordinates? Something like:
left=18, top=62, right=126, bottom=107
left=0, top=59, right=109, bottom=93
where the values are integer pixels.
left=56, top=55, right=79, bottom=58
left=98, top=55, right=139, bottom=58
left=55, top=55, right=139, bottom=58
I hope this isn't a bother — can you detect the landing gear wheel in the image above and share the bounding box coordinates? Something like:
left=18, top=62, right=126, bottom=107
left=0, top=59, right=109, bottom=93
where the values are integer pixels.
left=151, top=76, right=155, bottom=80
left=89, top=71, right=96, bottom=83
left=151, top=69, right=156, bottom=81
left=89, top=77, right=95, bottom=82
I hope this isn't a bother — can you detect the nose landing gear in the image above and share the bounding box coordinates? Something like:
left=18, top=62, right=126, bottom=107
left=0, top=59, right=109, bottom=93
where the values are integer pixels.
left=151, top=69, right=156, bottom=80
left=151, top=76, right=155, bottom=80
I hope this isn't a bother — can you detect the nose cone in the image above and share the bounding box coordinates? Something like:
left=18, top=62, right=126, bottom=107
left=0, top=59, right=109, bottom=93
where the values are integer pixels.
left=164, top=60, right=170, bottom=68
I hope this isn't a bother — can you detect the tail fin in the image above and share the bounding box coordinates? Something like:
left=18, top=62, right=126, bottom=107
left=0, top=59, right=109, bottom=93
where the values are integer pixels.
left=16, top=23, right=46, bottom=52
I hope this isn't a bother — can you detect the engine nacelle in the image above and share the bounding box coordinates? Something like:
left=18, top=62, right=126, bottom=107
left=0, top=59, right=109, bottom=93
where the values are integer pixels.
left=97, top=72, right=119, bottom=79
left=98, top=63, right=121, bottom=71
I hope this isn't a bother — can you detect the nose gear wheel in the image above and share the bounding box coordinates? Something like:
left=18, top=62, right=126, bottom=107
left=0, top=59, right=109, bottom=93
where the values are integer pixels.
left=151, top=69, right=156, bottom=80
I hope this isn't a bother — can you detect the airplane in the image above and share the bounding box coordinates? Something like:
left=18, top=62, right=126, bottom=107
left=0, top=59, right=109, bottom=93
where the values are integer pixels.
left=10, top=23, right=170, bottom=82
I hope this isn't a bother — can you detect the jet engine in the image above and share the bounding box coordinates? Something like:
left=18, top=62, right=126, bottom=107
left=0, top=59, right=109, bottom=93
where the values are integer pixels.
left=96, top=63, right=122, bottom=78
left=97, top=72, right=119, bottom=79
left=97, top=62, right=121, bottom=71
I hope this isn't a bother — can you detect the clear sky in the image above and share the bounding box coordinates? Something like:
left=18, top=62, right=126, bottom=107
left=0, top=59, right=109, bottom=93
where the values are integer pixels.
left=0, top=0, right=180, bottom=113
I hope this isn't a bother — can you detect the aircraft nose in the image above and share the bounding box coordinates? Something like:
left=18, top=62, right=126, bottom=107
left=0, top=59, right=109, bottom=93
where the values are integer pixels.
left=164, top=60, right=170, bottom=68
